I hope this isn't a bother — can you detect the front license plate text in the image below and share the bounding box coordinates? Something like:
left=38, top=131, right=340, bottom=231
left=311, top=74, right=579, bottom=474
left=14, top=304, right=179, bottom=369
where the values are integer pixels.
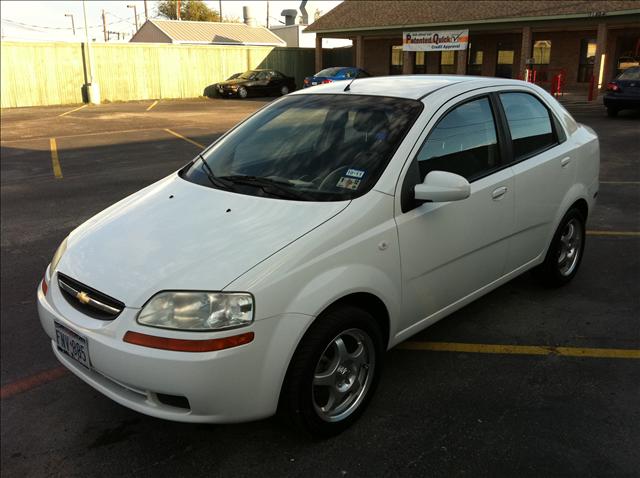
left=55, top=322, right=90, bottom=368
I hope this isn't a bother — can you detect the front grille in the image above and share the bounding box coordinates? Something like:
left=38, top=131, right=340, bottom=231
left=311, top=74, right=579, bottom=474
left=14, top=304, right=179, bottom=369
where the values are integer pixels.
left=57, top=273, right=125, bottom=320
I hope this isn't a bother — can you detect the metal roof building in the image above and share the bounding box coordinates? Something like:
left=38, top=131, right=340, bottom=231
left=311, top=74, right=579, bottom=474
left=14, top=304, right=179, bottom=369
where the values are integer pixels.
left=130, top=19, right=286, bottom=47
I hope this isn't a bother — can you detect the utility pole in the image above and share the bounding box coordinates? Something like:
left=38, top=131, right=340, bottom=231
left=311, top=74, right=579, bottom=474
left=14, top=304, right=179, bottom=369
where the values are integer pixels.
left=176, top=0, right=181, bottom=20
left=266, top=1, right=269, bottom=28
left=102, top=10, right=108, bottom=42
left=65, top=13, right=75, bottom=36
left=82, top=0, right=100, bottom=104
left=127, top=5, right=138, bottom=31
left=144, top=0, right=149, bottom=20
left=219, top=0, right=222, bottom=21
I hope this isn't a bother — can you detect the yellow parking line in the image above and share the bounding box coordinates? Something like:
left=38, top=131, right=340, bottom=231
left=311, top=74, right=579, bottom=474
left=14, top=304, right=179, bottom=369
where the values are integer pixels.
left=49, top=138, right=63, bottom=179
left=398, top=341, right=640, bottom=359
left=586, top=230, right=640, bottom=237
left=164, top=128, right=204, bottom=149
left=146, top=100, right=158, bottom=111
left=58, top=104, right=87, bottom=117
left=600, top=181, right=640, bottom=185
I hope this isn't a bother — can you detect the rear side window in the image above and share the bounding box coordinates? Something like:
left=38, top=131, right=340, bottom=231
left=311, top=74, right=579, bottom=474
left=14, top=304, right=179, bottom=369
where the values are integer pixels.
left=499, top=92, right=557, bottom=160
left=416, top=97, right=500, bottom=181
left=618, top=67, right=640, bottom=80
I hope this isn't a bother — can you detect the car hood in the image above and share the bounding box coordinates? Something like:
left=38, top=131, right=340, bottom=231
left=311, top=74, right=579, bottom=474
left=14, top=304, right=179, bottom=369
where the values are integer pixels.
left=58, top=174, right=349, bottom=308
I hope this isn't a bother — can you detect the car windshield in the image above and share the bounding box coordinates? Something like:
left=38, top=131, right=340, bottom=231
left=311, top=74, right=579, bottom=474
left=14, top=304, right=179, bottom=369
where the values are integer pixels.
left=239, top=70, right=259, bottom=80
left=618, top=67, right=640, bottom=80
left=316, top=67, right=344, bottom=77
left=181, top=94, right=423, bottom=201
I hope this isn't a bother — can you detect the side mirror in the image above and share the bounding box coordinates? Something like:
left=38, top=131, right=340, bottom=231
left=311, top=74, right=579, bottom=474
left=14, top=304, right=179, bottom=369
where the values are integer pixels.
left=414, top=171, right=470, bottom=203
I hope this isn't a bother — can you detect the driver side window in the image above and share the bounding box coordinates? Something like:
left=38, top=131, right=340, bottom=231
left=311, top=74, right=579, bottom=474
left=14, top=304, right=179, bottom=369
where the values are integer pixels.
left=416, top=97, right=500, bottom=181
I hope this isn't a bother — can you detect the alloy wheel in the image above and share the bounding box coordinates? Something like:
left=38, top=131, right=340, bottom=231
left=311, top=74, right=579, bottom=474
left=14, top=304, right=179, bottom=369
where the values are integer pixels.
left=557, top=218, right=583, bottom=276
left=312, top=328, right=375, bottom=423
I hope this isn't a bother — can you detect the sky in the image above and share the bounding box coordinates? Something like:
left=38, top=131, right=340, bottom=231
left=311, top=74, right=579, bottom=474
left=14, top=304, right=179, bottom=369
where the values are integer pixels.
left=0, top=0, right=342, bottom=42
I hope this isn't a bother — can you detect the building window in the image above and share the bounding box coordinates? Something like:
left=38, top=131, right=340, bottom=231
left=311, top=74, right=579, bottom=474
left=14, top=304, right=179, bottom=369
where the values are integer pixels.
left=496, top=43, right=515, bottom=78
left=468, top=45, right=483, bottom=76
left=414, top=51, right=426, bottom=74
left=439, top=51, right=456, bottom=74
left=577, top=38, right=596, bottom=82
left=390, top=45, right=403, bottom=75
left=533, top=40, right=551, bottom=65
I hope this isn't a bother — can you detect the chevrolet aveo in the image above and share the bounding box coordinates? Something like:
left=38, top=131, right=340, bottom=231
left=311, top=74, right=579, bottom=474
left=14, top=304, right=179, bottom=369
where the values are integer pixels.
left=38, top=76, right=599, bottom=437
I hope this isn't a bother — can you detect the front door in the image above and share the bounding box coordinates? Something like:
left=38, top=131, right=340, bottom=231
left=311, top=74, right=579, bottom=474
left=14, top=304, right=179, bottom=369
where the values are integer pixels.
left=395, top=94, right=514, bottom=334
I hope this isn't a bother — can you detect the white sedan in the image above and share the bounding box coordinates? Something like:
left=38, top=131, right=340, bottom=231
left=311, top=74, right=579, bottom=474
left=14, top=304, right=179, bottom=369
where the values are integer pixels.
left=37, top=75, right=599, bottom=437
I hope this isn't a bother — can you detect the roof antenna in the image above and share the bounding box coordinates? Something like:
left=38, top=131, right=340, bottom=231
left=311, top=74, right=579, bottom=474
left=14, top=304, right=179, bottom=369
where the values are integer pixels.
left=344, top=76, right=356, bottom=92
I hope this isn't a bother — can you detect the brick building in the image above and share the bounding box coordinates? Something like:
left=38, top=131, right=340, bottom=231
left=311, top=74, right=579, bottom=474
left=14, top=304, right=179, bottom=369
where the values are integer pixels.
left=306, top=1, right=640, bottom=97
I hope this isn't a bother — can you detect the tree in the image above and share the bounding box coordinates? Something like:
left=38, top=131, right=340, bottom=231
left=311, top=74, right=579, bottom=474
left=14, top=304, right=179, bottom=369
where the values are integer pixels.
left=157, top=0, right=220, bottom=22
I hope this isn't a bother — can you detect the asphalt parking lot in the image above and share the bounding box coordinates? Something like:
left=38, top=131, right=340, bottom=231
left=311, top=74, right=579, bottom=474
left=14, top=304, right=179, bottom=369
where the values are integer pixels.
left=1, top=96, right=639, bottom=477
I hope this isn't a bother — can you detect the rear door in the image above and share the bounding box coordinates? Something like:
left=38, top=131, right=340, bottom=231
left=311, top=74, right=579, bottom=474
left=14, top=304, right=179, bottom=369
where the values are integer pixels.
left=394, top=92, right=515, bottom=333
left=496, top=90, right=575, bottom=272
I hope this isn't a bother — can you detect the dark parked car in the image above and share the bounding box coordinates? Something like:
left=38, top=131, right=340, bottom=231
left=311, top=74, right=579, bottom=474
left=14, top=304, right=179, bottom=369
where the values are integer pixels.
left=603, top=66, right=640, bottom=117
left=213, top=69, right=296, bottom=99
left=303, top=67, right=371, bottom=88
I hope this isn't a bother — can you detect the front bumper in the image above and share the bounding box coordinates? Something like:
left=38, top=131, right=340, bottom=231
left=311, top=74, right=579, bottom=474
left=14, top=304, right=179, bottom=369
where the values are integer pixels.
left=217, top=87, right=239, bottom=97
left=37, top=273, right=313, bottom=423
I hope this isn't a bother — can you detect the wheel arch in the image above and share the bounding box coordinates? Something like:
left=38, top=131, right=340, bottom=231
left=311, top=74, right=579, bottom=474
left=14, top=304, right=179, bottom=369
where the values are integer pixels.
left=318, top=292, right=391, bottom=349
left=571, top=197, right=589, bottom=220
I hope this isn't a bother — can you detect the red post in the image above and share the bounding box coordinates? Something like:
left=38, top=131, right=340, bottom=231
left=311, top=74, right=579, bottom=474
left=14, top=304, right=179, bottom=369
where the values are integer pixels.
left=588, top=75, right=595, bottom=101
left=557, top=73, right=563, bottom=97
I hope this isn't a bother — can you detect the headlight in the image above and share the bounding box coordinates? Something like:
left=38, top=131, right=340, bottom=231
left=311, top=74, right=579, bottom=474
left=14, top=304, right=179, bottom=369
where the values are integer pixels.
left=50, top=237, right=68, bottom=273
left=138, top=292, right=254, bottom=331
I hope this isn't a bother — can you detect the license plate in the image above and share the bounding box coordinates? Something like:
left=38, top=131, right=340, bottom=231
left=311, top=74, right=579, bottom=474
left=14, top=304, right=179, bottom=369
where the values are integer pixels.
left=55, top=322, right=90, bottom=369
left=312, top=82, right=317, bottom=86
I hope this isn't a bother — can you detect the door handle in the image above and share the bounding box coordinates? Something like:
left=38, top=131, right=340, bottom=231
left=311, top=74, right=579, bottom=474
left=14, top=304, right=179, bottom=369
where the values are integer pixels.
left=561, top=156, right=572, bottom=168
left=492, top=186, right=508, bottom=200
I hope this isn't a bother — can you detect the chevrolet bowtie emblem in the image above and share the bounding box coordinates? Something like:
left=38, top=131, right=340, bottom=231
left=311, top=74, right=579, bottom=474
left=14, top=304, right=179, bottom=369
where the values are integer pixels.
left=76, top=291, right=91, bottom=304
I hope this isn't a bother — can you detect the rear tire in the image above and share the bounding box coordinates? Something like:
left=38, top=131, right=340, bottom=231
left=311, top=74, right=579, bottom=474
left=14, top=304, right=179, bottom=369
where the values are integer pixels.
left=606, top=107, right=618, bottom=117
left=280, top=305, right=383, bottom=438
left=280, top=85, right=290, bottom=96
left=533, top=208, right=586, bottom=287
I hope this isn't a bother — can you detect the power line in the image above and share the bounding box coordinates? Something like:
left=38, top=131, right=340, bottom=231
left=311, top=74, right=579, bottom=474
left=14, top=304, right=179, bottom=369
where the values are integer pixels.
left=1, top=13, right=140, bottom=31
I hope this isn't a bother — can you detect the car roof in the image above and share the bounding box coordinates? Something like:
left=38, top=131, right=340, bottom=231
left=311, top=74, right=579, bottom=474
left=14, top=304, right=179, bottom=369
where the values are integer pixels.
left=291, top=75, right=527, bottom=100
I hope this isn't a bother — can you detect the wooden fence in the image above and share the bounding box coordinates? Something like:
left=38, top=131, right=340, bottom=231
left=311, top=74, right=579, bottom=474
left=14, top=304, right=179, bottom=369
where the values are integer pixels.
left=0, top=41, right=353, bottom=108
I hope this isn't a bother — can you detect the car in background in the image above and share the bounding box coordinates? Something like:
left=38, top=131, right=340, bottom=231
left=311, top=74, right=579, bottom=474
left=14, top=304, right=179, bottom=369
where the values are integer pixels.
left=603, top=66, right=640, bottom=117
left=303, top=67, right=371, bottom=88
left=214, top=69, right=296, bottom=99
left=203, top=73, right=242, bottom=97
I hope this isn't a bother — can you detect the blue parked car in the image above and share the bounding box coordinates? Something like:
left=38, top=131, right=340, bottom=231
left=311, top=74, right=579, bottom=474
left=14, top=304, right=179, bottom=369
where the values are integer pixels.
left=303, top=67, right=371, bottom=88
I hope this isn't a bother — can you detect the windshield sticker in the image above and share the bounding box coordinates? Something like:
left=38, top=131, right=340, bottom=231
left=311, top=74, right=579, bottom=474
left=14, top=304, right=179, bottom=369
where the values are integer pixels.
left=336, top=177, right=361, bottom=190
left=346, top=169, right=365, bottom=179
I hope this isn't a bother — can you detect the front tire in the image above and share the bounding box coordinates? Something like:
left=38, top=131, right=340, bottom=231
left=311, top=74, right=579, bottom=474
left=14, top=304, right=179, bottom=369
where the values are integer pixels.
left=533, top=208, right=586, bottom=287
left=237, top=86, right=248, bottom=99
left=280, top=305, right=383, bottom=438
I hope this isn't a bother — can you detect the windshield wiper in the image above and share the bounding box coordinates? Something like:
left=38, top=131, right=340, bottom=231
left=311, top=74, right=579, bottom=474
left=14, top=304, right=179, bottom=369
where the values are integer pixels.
left=218, top=175, right=312, bottom=200
left=197, top=155, right=234, bottom=191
